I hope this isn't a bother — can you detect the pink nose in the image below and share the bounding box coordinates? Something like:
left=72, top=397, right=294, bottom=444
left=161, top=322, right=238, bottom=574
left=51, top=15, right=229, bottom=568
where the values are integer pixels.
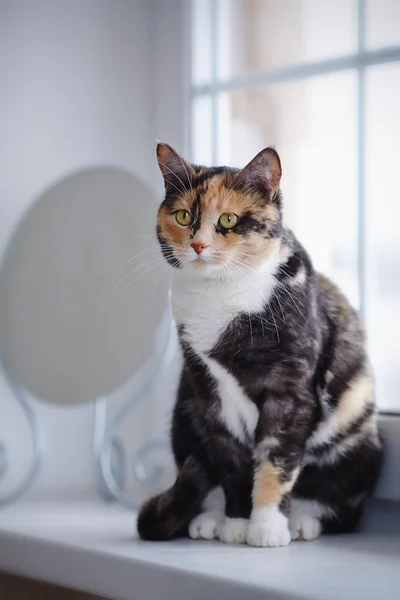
left=191, top=242, right=208, bottom=255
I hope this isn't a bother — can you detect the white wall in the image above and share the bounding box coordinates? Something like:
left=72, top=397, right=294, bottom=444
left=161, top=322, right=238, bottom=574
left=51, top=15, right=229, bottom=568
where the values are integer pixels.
left=0, top=0, right=186, bottom=500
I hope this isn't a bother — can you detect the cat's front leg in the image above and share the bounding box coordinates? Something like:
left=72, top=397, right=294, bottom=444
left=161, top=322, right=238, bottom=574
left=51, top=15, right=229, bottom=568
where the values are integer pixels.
left=189, top=486, right=225, bottom=540
left=217, top=468, right=253, bottom=544
left=246, top=395, right=312, bottom=548
left=191, top=433, right=253, bottom=545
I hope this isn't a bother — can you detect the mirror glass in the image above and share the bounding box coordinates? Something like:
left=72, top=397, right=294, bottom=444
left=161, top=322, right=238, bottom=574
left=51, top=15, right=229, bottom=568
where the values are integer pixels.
left=0, top=168, right=168, bottom=405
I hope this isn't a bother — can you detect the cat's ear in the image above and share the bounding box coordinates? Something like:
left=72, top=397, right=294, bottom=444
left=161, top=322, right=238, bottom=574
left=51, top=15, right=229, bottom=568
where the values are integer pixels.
left=156, top=142, right=192, bottom=193
left=235, top=147, right=282, bottom=201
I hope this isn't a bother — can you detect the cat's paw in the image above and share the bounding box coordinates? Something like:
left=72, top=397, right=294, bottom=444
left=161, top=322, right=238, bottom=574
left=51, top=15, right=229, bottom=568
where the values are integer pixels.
left=189, top=511, right=223, bottom=540
left=289, top=514, right=322, bottom=541
left=218, top=517, right=248, bottom=544
left=246, top=509, right=291, bottom=548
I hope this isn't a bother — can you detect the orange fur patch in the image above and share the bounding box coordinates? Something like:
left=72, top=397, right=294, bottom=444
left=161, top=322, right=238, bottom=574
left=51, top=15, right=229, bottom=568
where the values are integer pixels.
left=252, top=463, right=299, bottom=509
left=336, top=372, right=374, bottom=433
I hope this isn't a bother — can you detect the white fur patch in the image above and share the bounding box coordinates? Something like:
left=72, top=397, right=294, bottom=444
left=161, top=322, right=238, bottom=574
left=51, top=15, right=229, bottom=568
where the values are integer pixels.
left=246, top=507, right=291, bottom=548
left=289, top=499, right=335, bottom=541
left=172, top=258, right=280, bottom=353
left=219, top=517, right=248, bottom=544
left=202, top=486, right=225, bottom=513
left=253, top=437, right=280, bottom=462
left=202, top=354, right=259, bottom=442
left=289, top=515, right=321, bottom=541
left=171, top=259, right=280, bottom=443
left=290, top=266, right=307, bottom=286
left=189, top=511, right=223, bottom=540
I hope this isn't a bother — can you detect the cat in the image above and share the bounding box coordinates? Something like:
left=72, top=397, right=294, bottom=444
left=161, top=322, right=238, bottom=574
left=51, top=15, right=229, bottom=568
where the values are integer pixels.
left=137, top=142, right=383, bottom=547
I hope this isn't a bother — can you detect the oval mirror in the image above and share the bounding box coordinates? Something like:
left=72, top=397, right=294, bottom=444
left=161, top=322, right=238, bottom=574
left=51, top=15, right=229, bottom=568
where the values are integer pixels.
left=0, top=168, right=169, bottom=405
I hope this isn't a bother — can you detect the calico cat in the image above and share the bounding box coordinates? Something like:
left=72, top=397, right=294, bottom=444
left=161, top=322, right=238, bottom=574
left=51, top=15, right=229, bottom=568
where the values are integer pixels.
left=137, top=143, right=383, bottom=547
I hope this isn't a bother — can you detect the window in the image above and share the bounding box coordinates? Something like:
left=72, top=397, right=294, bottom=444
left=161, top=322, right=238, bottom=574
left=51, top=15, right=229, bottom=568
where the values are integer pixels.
left=190, top=0, right=400, bottom=413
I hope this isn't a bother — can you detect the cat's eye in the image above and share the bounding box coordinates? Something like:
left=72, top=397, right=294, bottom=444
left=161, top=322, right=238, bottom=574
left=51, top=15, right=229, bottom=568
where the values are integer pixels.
left=175, top=210, right=192, bottom=226
left=218, top=213, right=238, bottom=230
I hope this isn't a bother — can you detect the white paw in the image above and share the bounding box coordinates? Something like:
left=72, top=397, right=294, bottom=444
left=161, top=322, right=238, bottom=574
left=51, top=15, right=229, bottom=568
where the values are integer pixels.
left=289, top=514, right=322, bottom=541
left=218, top=517, right=248, bottom=544
left=246, top=510, right=291, bottom=548
left=189, top=511, right=223, bottom=540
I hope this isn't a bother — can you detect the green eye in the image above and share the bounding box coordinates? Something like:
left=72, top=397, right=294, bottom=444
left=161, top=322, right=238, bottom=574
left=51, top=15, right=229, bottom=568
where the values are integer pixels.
left=219, top=213, right=238, bottom=230
left=175, top=210, right=192, bottom=226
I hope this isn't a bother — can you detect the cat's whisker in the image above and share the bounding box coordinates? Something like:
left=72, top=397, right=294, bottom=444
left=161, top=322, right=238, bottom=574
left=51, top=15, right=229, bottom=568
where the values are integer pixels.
left=276, top=282, right=307, bottom=322
left=233, top=252, right=265, bottom=267
left=121, top=246, right=163, bottom=272
left=122, top=260, right=171, bottom=293
left=229, top=257, right=255, bottom=271
left=124, top=254, right=172, bottom=277
left=274, top=289, right=286, bottom=322
left=119, top=242, right=176, bottom=271
left=178, top=155, right=194, bottom=194
left=108, top=256, right=170, bottom=300
left=223, top=263, right=241, bottom=293
left=268, top=304, right=280, bottom=343
left=228, top=260, right=276, bottom=339
left=151, top=264, right=171, bottom=299
left=158, top=161, right=189, bottom=195
left=224, top=261, right=254, bottom=347
left=229, top=256, right=259, bottom=274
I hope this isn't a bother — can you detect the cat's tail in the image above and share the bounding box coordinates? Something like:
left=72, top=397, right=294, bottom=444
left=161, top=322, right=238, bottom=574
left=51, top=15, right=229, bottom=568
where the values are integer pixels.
left=137, top=455, right=212, bottom=541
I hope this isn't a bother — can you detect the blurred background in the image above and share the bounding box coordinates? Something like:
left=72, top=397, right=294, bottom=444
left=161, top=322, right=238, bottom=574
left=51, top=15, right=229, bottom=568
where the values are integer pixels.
left=0, top=0, right=399, bottom=503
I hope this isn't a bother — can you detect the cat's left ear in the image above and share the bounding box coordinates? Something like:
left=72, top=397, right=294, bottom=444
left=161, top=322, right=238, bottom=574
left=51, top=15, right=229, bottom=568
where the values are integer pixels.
left=235, top=147, right=282, bottom=201
left=156, top=142, right=192, bottom=193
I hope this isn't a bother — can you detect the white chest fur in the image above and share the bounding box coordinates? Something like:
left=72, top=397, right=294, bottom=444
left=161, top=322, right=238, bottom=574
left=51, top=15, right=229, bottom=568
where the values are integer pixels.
left=171, top=261, right=278, bottom=442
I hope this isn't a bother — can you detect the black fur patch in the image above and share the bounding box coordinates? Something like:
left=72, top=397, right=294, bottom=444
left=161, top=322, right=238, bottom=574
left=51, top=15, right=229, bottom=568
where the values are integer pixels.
left=156, top=226, right=181, bottom=269
left=189, top=188, right=205, bottom=237
left=276, top=251, right=302, bottom=281
left=234, top=212, right=267, bottom=235
left=193, top=165, right=238, bottom=187
left=214, top=212, right=267, bottom=237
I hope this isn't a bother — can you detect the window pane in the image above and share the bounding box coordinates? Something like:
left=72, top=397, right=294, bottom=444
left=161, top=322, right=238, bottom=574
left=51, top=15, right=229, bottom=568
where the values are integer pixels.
left=217, top=72, right=358, bottom=305
left=191, top=0, right=213, bottom=85
left=366, top=0, right=400, bottom=49
left=191, top=95, right=213, bottom=165
left=366, top=63, right=400, bottom=412
left=216, top=0, right=357, bottom=80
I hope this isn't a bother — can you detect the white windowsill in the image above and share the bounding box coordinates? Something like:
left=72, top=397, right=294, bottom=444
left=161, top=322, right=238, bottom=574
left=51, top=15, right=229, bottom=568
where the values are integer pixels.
left=0, top=497, right=399, bottom=600
left=0, top=415, right=398, bottom=600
